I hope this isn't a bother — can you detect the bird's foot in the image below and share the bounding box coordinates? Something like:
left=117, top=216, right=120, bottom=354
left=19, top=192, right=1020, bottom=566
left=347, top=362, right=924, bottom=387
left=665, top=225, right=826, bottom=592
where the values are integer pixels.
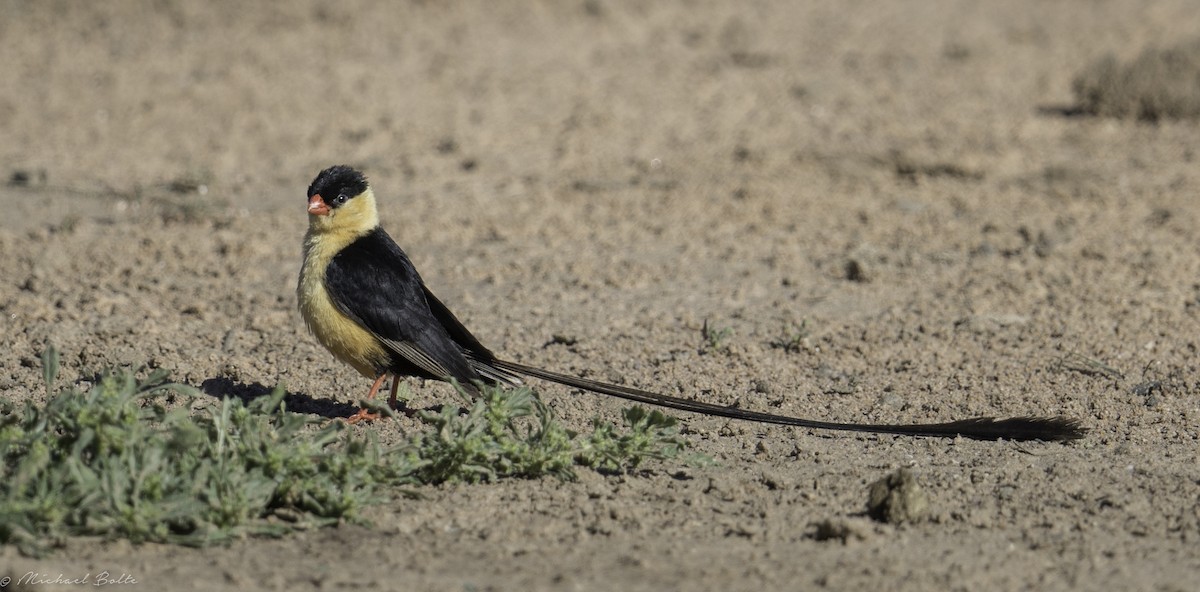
left=345, top=407, right=381, bottom=424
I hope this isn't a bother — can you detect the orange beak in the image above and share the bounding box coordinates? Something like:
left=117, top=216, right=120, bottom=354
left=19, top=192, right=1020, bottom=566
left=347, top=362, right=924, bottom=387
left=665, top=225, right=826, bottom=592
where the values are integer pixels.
left=307, top=194, right=331, bottom=216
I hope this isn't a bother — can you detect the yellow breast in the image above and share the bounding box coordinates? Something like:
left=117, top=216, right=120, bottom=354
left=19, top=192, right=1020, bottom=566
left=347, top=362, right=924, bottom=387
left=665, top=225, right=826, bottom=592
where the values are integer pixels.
left=297, top=193, right=389, bottom=379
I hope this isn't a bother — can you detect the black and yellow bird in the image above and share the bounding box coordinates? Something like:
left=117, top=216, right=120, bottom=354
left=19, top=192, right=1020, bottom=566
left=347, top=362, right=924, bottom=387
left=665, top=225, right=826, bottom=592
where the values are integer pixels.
left=298, top=165, right=1085, bottom=441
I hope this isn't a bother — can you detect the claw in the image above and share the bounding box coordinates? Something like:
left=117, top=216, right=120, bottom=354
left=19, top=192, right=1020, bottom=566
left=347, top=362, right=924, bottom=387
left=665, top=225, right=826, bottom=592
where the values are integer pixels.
left=342, top=373, right=390, bottom=424
left=345, top=408, right=381, bottom=424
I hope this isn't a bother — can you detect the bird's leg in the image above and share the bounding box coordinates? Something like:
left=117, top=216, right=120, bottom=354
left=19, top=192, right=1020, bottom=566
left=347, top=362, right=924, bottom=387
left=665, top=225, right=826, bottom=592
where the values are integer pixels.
left=388, top=377, right=401, bottom=409
left=386, top=377, right=421, bottom=417
left=346, top=373, right=389, bottom=424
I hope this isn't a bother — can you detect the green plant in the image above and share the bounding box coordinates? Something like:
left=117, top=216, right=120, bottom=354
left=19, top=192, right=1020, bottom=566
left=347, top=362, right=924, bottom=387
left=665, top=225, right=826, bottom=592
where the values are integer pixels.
left=701, top=319, right=734, bottom=352
left=577, top=407, right=686, bottom=471
left=769, top=320, right=811, bottom=353
left=0, top=347, right=687, bottom=556
left=408, top=385, right=684, bottom=483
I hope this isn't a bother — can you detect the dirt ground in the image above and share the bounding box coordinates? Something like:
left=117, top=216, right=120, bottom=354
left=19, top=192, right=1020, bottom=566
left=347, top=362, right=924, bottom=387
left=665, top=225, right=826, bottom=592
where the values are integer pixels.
left=2, top=1, right=1198, bottom=590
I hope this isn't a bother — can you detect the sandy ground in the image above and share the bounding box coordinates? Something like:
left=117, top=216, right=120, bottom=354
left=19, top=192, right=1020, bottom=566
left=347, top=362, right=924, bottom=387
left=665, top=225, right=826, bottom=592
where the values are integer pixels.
left=2, top=1, right=1199, bottom=590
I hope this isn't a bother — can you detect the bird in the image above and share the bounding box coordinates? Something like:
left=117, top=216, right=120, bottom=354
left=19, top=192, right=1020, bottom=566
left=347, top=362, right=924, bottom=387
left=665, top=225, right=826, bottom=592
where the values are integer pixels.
left=297, top=165, right=1086, bottom=442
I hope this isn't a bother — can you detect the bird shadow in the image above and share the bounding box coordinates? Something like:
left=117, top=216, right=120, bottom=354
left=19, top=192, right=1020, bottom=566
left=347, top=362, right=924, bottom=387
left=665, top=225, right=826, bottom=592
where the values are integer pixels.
left=197, top=377, right=447, bottom=419
left=198, top=377, right=361, bottom=419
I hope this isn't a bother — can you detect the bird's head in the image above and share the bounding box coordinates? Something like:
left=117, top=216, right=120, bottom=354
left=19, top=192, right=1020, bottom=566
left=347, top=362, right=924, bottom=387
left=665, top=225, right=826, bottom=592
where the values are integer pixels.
left=305, top=165, right=378, bottom=234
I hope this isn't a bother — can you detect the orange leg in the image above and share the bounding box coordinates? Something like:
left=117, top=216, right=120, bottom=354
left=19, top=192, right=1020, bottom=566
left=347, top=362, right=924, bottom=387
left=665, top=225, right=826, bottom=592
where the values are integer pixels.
left=388, top=377, right=401, bottom=409
left=346, top=373, right=389, bottom=424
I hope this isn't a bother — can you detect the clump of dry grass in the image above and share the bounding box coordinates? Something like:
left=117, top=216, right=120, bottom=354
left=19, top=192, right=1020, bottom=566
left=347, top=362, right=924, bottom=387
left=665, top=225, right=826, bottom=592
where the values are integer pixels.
left=1073, top=39, right=1200, bottom=121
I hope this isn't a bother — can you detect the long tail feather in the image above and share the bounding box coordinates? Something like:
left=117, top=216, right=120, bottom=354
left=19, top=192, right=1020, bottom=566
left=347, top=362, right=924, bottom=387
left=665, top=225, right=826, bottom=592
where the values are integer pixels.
left=489, top=358, right=1087, bottom=442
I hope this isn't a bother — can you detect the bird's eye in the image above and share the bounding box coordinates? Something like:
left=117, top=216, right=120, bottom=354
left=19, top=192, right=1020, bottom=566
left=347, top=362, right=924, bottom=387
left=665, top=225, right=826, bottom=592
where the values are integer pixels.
left=333, top=193, right=348, bottom=205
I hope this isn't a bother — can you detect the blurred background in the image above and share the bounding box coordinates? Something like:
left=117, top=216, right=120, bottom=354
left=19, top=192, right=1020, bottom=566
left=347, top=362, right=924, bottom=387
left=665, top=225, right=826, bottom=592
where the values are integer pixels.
left=5, top=1, right=1196, bottom=213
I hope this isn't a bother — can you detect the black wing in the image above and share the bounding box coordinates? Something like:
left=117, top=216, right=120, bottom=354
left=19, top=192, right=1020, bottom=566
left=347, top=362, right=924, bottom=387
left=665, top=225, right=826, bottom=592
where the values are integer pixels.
left=422, top=284, right=524, bottom=387
left=324, top=228, right=481, bottom=385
